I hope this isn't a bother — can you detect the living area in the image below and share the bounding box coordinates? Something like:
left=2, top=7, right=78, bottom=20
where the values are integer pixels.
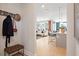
left=36, top=3, right=67, bottom=56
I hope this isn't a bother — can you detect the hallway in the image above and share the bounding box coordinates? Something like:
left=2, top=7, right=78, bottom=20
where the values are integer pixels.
left=36, top=36, right=66, bottom=56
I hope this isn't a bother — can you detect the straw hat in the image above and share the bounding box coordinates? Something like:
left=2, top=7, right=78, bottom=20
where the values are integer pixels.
left=14, top=14, right=21, bottom=21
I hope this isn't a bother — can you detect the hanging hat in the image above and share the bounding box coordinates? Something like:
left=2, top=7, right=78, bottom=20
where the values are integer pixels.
left=14, top=14, right=21, bottom=21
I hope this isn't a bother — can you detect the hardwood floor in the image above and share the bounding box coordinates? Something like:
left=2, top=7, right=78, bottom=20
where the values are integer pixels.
left=35, top=36, right=66, bottom=56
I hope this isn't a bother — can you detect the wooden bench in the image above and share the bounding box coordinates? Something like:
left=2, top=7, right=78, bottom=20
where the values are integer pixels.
left=4, top=44, right=24, bottom=56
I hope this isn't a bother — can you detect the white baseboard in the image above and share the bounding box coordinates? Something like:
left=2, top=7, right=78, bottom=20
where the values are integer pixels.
left=24, top=50, right=34, bottom=56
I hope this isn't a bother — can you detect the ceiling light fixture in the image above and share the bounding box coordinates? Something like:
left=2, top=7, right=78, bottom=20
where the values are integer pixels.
left=41, top=4, right=45, bottom=8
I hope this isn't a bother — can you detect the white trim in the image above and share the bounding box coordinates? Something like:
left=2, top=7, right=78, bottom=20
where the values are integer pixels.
left=24, top=50, right=34, bottom=56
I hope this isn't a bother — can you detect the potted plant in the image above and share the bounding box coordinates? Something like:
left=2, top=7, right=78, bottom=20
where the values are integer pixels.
left=59, top=25, right=65, bottom=33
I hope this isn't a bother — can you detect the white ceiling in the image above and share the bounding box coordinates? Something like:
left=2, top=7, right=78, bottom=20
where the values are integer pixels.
left=36, top=3, right=67, bottom=22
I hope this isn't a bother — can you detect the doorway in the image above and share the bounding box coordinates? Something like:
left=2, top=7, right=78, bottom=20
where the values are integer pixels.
left=35, top=3, right=67, bottom=56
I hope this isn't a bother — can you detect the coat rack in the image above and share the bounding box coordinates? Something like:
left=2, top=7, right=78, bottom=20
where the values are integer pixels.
left=0, top=10, right=21, bottom=21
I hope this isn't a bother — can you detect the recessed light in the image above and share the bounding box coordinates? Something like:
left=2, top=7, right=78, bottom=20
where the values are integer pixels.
left=41, top=5, right=45, bottom=8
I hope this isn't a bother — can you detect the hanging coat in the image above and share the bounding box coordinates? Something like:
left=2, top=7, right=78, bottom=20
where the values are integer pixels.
left=2, top=15, right=14, bottom=48
left=2, top=15, right=14, bottom=36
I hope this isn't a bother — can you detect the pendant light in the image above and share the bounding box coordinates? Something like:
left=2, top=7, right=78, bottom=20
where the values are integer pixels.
left=59, top=7, right=62, bottom=22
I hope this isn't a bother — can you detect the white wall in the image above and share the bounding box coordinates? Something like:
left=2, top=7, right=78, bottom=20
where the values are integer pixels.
left=67, top=3, right=76, bottom=56
left=0, top=4, right=22, bottom=55
left=76, top=39, right=79, bottom=55
left=75, top=4, right=79, bottom=56
left=67, top=3, right=79, bottom=56
left=21, top=4, right=36, bottom=56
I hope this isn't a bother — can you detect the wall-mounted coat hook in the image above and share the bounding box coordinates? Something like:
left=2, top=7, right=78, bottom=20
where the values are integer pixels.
left=0, top=10, right=21, bottom=21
